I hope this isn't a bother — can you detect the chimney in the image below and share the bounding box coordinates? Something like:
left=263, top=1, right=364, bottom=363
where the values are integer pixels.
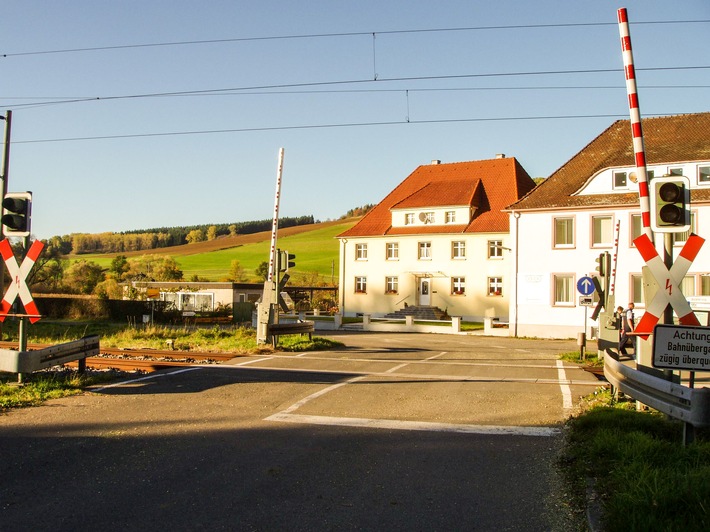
left=431, top=159, right=441, bottom=165
left=496, top=153, right=506, bottom=159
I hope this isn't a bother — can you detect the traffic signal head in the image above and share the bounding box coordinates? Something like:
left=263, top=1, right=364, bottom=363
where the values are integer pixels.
left=650, top=176, right=690, bottom=233
left=279, top=250, right=296, bottom=272
left=2, top=191, right=32, bottom=237
left=595, top=252, right=610, bottom=277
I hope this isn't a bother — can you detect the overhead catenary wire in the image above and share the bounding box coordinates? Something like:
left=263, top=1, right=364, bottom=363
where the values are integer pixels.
left=9, top=112, right=689, bottom=145
left=2, top=19, right=708, bottom=58
left=2, top=65, right=709, bottom=110
left=2, top=18, right=707, bottom=145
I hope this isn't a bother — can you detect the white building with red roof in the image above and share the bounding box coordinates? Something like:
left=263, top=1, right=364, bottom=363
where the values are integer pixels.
left=507, top=112, right=710, bottom=339
left=337, top=156, right=536, bottom=321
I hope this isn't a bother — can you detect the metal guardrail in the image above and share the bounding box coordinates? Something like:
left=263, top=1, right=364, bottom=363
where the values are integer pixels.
left=603, top=351, right=710, bottom=428
left=0, top=335, right=100, bottom=374
left=268, top=320, right=314, bottom=347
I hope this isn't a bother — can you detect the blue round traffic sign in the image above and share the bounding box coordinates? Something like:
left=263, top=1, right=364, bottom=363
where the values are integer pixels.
left=577, top=276, right=595, bottom=296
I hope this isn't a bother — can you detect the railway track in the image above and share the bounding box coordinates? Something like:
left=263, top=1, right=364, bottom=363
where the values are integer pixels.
left=0, top=341, right=243, bottom=373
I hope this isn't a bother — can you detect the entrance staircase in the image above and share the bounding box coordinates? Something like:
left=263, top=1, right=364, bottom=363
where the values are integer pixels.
left=384, top=305, right=450, bottom=321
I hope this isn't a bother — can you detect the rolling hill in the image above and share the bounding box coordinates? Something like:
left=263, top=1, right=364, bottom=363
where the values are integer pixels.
left=76, top=218, right=359, bottom=283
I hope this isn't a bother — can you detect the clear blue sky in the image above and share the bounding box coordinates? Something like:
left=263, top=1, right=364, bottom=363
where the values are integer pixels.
left=2, top=0, right=709, bottom=239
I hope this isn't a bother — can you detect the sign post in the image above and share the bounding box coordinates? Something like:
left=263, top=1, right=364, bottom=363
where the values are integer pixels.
left=577, top=276, right=596, bottom=359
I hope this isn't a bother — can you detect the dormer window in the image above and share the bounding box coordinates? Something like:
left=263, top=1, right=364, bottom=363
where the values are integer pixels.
left=614, top=171, right=627, bottom=188
left=445, top=211, right=456, bottom=223
left=423, top=212, right=435, bottom=224
left=405, top=213, right=415, bottom=225
left=700, top=166, right=710, bottom=183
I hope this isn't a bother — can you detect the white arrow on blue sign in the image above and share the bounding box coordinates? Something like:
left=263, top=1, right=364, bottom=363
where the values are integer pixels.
left=577, top=276, right=595, bottom=296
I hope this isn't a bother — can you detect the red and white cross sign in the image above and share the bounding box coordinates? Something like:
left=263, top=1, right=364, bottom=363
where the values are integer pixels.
left=0, top=238, right=44, bottom=323
left=633, top=232, right=704, bottom=339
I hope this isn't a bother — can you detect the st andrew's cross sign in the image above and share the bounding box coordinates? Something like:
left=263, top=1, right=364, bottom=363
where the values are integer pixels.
left=633, top=232, right=704, bottom=339
left=0, top=238, right=44, bottom=323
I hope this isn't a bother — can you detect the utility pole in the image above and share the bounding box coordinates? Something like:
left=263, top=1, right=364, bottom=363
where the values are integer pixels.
left=0, top=111, right=12, bottom=342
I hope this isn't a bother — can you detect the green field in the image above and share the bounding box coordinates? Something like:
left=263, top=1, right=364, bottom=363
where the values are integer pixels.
left=79, top=221, right=355, bottom=283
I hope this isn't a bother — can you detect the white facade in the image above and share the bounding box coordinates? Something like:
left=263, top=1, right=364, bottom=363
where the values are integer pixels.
left=339, top=232, right=511, bottom=321
left=511, top=160, right=710, bottom=339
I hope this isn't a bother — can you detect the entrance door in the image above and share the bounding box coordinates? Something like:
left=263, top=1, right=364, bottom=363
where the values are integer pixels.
left=419, top=278, right=431, bottom=306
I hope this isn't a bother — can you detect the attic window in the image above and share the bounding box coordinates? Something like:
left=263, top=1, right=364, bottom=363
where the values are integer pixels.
left=445, top=211, right=456, bottom=223
left=613, top=171, right=627, bottom=188
left=700, top=166, right=710, bottom=183
left=405, top=213, right=415, bottom=225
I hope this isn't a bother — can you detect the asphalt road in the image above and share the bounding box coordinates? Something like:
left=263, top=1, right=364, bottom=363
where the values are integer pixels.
left=0, top=332, right=600, bottom=531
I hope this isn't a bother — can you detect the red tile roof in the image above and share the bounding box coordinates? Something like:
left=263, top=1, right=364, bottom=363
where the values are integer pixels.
left=392, top=179, right=480, bottom=209
left=338, top=157, right=536, bottom=238
left=508, top=112, right=710, bottom=211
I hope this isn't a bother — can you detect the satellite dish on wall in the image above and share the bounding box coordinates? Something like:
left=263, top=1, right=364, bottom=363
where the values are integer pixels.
left=418, top=212, right=427, bottom=222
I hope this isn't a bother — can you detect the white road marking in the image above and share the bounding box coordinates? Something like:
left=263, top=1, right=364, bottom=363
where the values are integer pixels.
left=556, top=360, right=574, bottom=410
left=88, top=351, right=588, bottom=435
left=263, top=352, right=573, bottom=370
left=265, top=350, right=572, bottom=436
left=265, top=413, right=560, bottom=437
left=219, top=362, right=600, bottom=386
left=90, top=367, right=202, bottom=393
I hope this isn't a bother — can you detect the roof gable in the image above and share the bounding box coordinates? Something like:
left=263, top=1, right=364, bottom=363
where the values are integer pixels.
left=509, top=112, right=710, bottom=211
left=339, top=157, right=536, bottom=238
left=392, top=179, right=480, bottom=209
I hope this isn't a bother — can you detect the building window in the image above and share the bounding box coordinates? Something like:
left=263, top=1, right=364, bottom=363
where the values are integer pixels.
left=592, top=215, right=613, bottom=247
left=614, top=171, right=627, bottom=188
left=675, top=212, right=696, bottom=244
left=553, top=274, right=574, bottom=305
left=423, top=212, right=435, bottom=224
left=681, top=275, right=696, bottom=297
left=700, top=275, right=710, bottom=296
left=405, top=213, right=415, bottom=225
left=167, top=292, right=214, bottom=312
left=386, top=242, right=399, bottom=260
left=445, top=211, right=456, bottom=224
left=669, top=167, right=684, bottom=176
left=386, top=276, right=398, bottom=294
left=452, top=277, right=465, bottom=295
left=699, top=166, right=710, bottom=183
left=452, top=241, right=465, bottom=259
left=355, top=276, right=367, bottom=293
left=553, top=217, right=574, bottom=248
left=418, top=241, right=432, bottom=260
left=630, top=213, right=643, bottom=242
left=488, top=277, right=503, bottom=296
left=355, top=243, right=368, bottom=260
left=488, top=240, right=503, bottom=258
left=631, top=274, right=645, bottom=306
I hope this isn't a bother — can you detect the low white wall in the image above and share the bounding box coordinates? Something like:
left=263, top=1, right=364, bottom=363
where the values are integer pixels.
left=362, top=315, right=463, bottom=334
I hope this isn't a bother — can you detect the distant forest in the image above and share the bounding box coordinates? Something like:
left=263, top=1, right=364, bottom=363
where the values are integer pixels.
left=52, top=215, right=316, bottom=255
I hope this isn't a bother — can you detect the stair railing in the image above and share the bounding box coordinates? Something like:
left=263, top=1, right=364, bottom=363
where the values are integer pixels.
left=395, top=294, right=412, bottom=307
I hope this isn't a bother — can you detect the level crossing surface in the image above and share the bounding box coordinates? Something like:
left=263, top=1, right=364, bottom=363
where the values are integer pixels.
left=0, top=332, right=599, bottom=531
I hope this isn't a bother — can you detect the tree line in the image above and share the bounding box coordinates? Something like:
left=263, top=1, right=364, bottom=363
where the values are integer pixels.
left=49, top=215, right=316, bottom=255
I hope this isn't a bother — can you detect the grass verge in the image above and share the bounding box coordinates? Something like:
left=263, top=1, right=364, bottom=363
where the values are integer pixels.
left=1, top=369, right=125, bottom=411
left=562, top=388, right=710, bottom=531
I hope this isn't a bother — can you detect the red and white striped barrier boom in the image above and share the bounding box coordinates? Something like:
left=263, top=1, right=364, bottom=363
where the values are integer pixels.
left=618, top=8, right=652, bottom=241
